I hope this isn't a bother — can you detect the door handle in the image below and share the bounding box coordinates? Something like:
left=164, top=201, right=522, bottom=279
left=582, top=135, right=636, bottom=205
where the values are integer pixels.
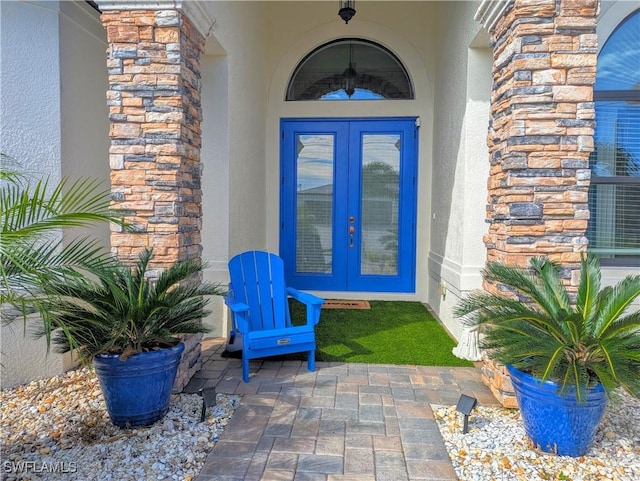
left=349, top=225, right=355, bottom=247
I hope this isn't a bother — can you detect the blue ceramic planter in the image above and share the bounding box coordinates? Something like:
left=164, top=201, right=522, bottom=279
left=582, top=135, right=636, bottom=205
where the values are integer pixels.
left=93, top=342, right=185, bottom=427
left=507, top=364, right=607, bottom=457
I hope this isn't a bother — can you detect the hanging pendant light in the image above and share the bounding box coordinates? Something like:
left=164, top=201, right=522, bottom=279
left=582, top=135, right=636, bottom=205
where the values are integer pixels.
left=343, top=64, right=357, bottom=97
left=338, top=0, right=356, bottom=24
left=343, top=42, right=357, bottom=97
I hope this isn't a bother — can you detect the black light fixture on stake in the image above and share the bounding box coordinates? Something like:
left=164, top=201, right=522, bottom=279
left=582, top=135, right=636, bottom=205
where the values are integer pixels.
left=455, top=394, right=478, bottom=434
left=338, top=0, right=356, bottom=24
left=199, top=387, right=217, bottom=422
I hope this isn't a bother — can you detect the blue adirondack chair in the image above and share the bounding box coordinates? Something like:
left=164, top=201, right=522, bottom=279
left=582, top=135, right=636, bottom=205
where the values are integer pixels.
left=225, top=251, right=324, bottom=382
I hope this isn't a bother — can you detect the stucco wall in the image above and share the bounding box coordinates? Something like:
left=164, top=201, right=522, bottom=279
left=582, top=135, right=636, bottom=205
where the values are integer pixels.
left=200, top=1, right=270, bottom=260
left=0, top=1, right=61, bottom=175
left=59, top=1, right=110, bottom=250
left=0, top=1, right=109, bottom=388
left=426, top=1, right=491, bottom=340
left=199, top=2, right=270, bottom=335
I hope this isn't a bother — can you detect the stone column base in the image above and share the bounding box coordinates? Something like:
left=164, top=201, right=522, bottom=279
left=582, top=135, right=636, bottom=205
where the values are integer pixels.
left=480, top=352, right=519, bottom=409
left=173, top=333, right=203, bottom=393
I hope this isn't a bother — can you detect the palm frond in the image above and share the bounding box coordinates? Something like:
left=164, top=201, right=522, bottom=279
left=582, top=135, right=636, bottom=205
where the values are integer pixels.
left=576, top=254, right=601, bottom=333
left=0, top=176, right=119, bottom=238
left=529, top=256, right=572, bottom=315
left=0, top=154, right=24, bottom=185
left=483, top=261, right=570, bottom=321
left=593, top=274, right=640, bottom=338
left=599, top=312, right=640, bottom=339
left=456, top=290, right=568, bottom=342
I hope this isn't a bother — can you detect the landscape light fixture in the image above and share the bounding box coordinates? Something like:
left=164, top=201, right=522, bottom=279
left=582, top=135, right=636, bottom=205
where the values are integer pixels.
left=455, top=394, right=478, bottom=434
left=199, top=387, right=217, bottom=422
left=339, top=0, right=356, bottom=24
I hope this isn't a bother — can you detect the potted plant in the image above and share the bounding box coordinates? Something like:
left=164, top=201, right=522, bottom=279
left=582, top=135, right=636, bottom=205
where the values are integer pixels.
left=455, top=254, right=640, bottom=456
left=39, top=248, right=224, bottom=427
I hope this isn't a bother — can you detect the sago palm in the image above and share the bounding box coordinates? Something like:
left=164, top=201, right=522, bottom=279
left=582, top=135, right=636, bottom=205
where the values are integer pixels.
left=39, top=248, right=225, bottom=364
left=455, top=254, right=640, bottom=401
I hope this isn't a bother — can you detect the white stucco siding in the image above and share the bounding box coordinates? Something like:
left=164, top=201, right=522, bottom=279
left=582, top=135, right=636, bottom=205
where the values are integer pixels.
left=201, top=53, right=231, bottom=336
left=0, top=1, right=62, bottom=178
left=430, top=1, right=487, bottom=261
left=462, top=46, right=492, bottom=273
left=59, top=1, right=110, bottom=252
left=427, top=1, right=490, bottom=340
left=0, top=1, right=109, bottom=388
left=201, top=55, right=230, bottom=274
left=1, top=1, right=66, bottom=387
left=200, top=1, right=270, bottom=262
left=199, top=2, right=270, bottom=335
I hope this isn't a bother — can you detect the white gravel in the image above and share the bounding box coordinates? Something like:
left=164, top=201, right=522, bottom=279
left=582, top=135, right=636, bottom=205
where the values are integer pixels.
left=1, top=367, right=239, bottom=481
left=434, top=391, right=640, bottom=481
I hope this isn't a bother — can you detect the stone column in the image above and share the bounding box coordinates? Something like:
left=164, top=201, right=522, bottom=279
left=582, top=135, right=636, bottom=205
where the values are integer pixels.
left=101, top=9, right=204, bottom=267
left=99, top=2, right=213, bottom=391
left=480, top=0, right=599, bottom=406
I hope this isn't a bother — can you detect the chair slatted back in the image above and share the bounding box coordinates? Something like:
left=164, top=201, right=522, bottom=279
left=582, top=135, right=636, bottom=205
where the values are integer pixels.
left=228, top=251, right=292, bottom=331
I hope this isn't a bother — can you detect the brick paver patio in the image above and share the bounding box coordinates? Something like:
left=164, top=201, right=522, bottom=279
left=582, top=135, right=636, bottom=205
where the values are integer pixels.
left=187, top=338, right=498, bottom=481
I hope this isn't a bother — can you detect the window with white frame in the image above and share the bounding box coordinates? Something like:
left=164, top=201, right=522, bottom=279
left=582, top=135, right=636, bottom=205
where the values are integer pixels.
left=587, top=9, right=640, bottom=266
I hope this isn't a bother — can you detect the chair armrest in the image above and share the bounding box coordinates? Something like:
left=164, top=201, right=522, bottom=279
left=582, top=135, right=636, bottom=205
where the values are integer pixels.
left=224, top=294, right=250, bottom=312
left=287, top=287, right=324, bottom=306
left=287, top=287, right=324, bottom=326
left=224, top=294, right=250, bottom=333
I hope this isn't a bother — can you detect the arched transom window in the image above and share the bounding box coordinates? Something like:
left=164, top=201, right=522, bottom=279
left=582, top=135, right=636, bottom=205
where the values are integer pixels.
left=286, top=39, right=414, bottom=101
left=588, top=9, right=640, bottom=266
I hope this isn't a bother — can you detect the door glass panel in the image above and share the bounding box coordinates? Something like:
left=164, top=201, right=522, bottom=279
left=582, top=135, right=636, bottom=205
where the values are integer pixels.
left=296, top=134, right=334, bottom=273
left=360, top=134, right=400, bottom=275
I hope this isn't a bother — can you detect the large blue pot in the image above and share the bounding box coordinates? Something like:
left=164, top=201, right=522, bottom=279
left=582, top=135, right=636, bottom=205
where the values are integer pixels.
left=93, top=342, right=185, bottom=427
left=507, top=364, right=607, bottom=456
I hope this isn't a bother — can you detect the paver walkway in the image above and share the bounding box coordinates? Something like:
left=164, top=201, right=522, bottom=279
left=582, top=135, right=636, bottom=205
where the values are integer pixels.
left=187, top=338, right=499, bottom=481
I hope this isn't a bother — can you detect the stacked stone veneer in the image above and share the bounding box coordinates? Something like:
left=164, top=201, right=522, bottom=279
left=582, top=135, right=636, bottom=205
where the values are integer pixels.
left=101, top=9, right=206, bottom=392
left=482, top=0, right=598, bottom=407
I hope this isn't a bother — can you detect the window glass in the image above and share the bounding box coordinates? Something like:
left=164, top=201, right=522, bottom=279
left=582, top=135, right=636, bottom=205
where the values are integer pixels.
left=594, top=10, right=640, bottom=91
left=360, top=134, right=401, bottom=276
left=286, top=39, right=413, bottom=101
left=296, top=134, right=334, bottom=274
left=588, top=10, right=640, bottom=265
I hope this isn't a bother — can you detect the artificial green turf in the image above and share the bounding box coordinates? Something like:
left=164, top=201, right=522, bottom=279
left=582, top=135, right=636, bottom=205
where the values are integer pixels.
left=290, top=300, right=473, bottom=366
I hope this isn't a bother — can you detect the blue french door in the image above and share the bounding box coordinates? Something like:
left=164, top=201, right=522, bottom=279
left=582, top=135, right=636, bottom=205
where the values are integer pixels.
left=280, top=118, right=418, bottom=292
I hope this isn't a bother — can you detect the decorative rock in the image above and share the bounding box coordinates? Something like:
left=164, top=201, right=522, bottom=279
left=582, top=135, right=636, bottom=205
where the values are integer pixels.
left=434, top=389, right=640, bottom=481
left=0, top=368, right=239, bottom=481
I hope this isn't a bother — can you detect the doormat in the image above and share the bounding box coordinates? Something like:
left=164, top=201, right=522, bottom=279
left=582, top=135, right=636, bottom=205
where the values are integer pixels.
left=322, top=300, right=371, bottom=310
